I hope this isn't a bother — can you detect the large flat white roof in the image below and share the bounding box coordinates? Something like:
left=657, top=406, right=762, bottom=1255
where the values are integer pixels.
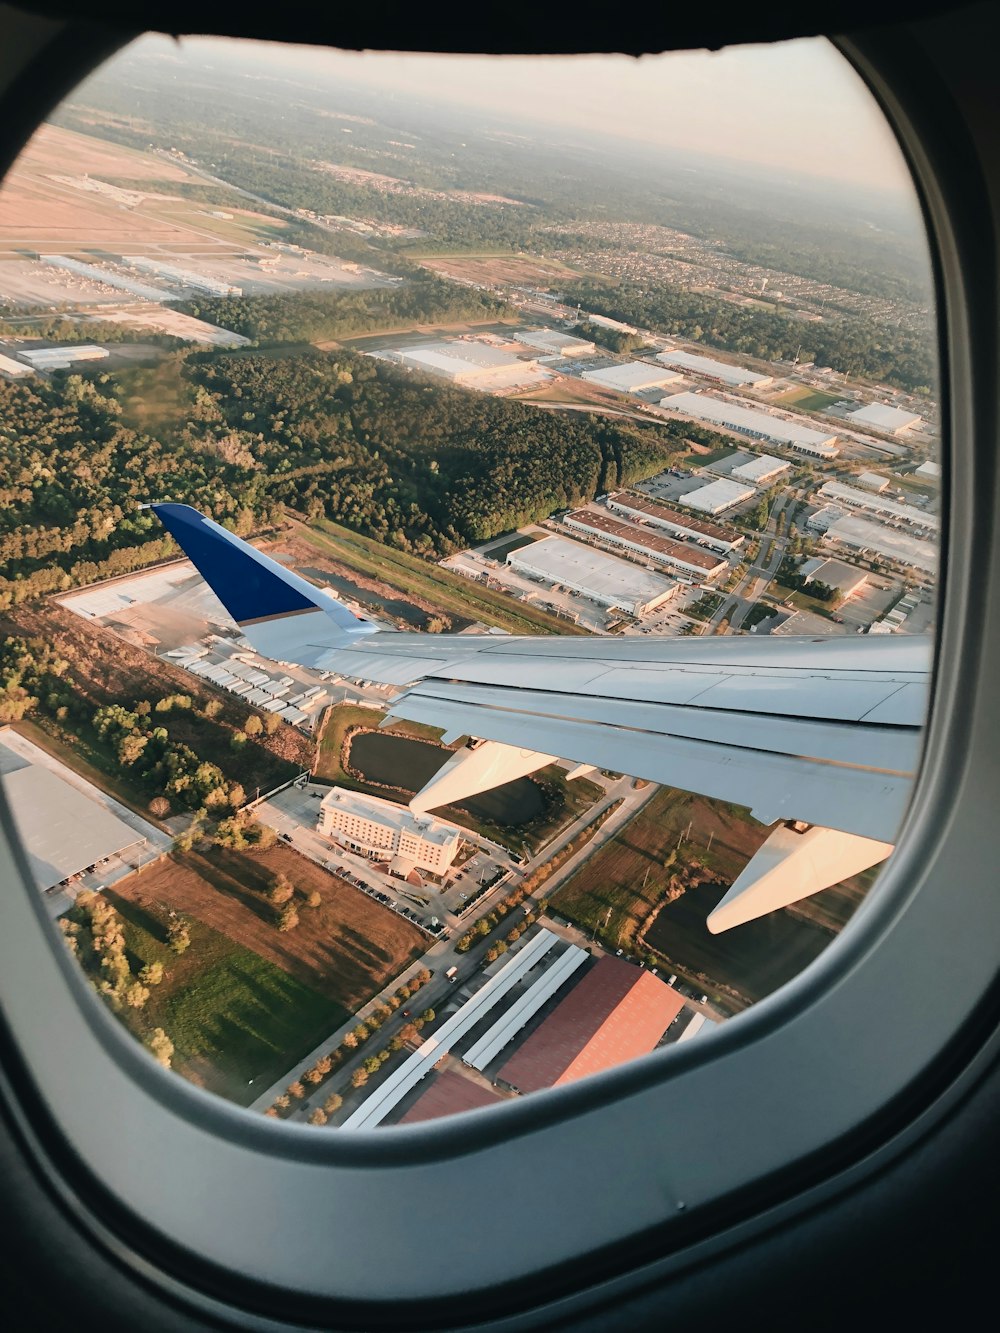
left=657, top=349, right=772, bottom=386
left=818, top=481, right=939, bottom=531
left=661, top=391, right=839, bottom=453
left=509, top=535, right=675, bottom=609
left=847, top=402, right=922, bottom=432
left=825, top=514, right=937, bottom=573
left=581, top=361, right=682, bottom=393
left=1, top=764, right=145, bottom=892
left=915, top=460, right=941, bottom=479
left=514, top=329, right=596, bottom=355
left=731, top=454, right=789, bottom=483
left=681, top=478, right=756, bottom=514
left=0, top=351, right=33, bottom=377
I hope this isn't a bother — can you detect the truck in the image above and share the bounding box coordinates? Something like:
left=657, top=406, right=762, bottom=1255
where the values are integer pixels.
left=445, top=966, right=459, bottom=982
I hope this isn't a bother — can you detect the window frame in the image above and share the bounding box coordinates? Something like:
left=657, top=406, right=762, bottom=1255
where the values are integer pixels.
left=0, top=14, right=997, bottom=1328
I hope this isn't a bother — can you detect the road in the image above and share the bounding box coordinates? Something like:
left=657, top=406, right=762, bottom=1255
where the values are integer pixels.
left=708, top=493, right=792, bottom=634
left=250, top=775, right=655, bottom=1117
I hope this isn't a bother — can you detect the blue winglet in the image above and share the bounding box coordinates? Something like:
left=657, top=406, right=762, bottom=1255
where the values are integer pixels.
left=151, top=504, right=358, bottom=630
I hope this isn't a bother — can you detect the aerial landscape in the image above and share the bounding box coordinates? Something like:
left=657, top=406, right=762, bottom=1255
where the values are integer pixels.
left=0, top=35, right=938, bottom=1127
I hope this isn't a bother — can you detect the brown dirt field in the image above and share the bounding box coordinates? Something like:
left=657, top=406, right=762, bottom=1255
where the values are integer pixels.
left=4, top=603, right=311, bottom=791
left=12, top=125, right=197, bottom=184
left=116, top=845, right=426, bottom=1009
left=418, top=255, right=576, bottom=286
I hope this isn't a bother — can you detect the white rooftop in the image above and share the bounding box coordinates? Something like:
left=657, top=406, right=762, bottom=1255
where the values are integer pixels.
left=847, top=402, right=922, bottom=432
left=320, top=786, right=458, bottom=849
left=514, top=329, right=596, bottom=355
left=731, top=454, right=789, bottom=483
left=856, top=471, right=891, bottom=491
left=681, top=478, right=756, bottom=514
left=661, top=391, right=840, bottom=454
left=825, top=514, right=937, bottom=573
left=1, top=764, right=144, bottom=892
left=657, top=349, right=771, bottom=386
left=916, top=460, right=942, bottom=479
left=818, top=481, right=939, bottom=531
left=581, top=361, right=682, bottom=393
left=508, top=535, right=675, bottom=606
left=416, top=340, right=522, bottom=370
left=0, top=351, right=33, bottom=378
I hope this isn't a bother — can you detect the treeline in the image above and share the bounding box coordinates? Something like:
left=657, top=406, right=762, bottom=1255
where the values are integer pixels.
left=562, top=281, right=935, bottom=393
left=0, top=313, right=184, bottom=348
left=572, top=321, right=646, bottom=355
left=177, top=276, right=506, bottom=344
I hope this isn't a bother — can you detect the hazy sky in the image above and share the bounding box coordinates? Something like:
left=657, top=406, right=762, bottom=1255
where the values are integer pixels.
left=175, top=35, right=912, bottom=196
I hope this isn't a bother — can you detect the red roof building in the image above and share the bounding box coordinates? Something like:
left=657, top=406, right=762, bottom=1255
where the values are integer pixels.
left=397, top=1069, right=504, bottom=1124
left=497, top=956, right=684, bottom=1094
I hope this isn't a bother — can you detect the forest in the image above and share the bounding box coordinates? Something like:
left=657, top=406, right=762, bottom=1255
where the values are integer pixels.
left=0, top=339, right=716, bottom=607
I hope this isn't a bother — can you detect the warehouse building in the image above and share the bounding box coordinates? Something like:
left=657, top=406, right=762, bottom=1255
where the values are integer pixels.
left=317, top=787, right=460, bottom=877
left=127, top=256, right=242, bottom=297
left=855, top=471, right=891, bottom=492
left=656, top=349, right=773, bottom=387
left=508, top=535, right=677, bottom=616
left=514, top=329, right=596, bottom=357
left=389, top=340, right=544, bottom=391
left=798, top=556, right=869, bottom=599
left=496, top=956, right=684, bottom=1095
left=563, top=509, right=729, bottom=580
left=916, top=460, right=942, bottom=480
left=847, top=402, right=923, bottom=434
left=397, top=1069, right=503, bottom=1124
left=0, top=759, right=147, bottom=893
left=817, top=481, right=939, bottom=534
left=40, top=254, right=172, bottom=301
left=679, top=477, right=756, bottom=516
left=580, top=361, right=683, bottom=394
left=660, top=390, right=840, bottom=457
left=823, top=514, right=937, bottom=575
left=0, top=350, right=33, bottom=378
left=18, top=343, right=109, bottom=370
left=605, top=492, right=744, bottom=552
left=731, top=454, right=790, bottom=485
left=582, top=312, right=639, bottom=334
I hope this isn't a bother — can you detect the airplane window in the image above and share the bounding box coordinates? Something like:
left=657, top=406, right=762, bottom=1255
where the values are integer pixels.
left=0, top=32, right=938, bottom=1136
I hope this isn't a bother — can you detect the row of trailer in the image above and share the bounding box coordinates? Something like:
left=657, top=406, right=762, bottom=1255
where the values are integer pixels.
left=162, top=644, right=328, bottom=729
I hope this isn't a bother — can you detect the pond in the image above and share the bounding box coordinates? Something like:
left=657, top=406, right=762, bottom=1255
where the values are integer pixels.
left=644, top=880, right=842, bottom=1005
left=348, top=731, right=544, bottom=827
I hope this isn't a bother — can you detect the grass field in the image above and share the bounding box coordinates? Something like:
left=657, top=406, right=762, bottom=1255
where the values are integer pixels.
left=292, top=515, right=592, bottom=636
left=100, top=843, right=426, bottom=1102
left=773, top=386, right=841, bottom=412
left=550, top=788, right=768, bottom=954
left=680, top=445, right=737, bottom=467
left=314, top=703, right=448, bottom=787
left=482, top=533, right=538, bottom=561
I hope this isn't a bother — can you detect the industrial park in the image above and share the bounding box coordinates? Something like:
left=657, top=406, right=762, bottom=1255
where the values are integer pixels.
left=0, top=35, right=941, bottom=1135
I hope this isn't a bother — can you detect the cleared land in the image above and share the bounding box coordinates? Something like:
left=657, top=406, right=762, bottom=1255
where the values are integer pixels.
left=105, top=843, right=425, bottom=1101
left=416, top=254, right=578, bottom=287
left=292, top=515, right=592, bottom=636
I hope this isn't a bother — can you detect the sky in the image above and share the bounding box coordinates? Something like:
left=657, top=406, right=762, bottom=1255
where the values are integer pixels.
left=175, top=35, right=913, bottom=197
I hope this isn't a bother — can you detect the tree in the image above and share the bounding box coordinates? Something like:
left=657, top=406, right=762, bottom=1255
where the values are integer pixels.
left=146, top=1028, right=174, bottom=1069
left=230, top=731, right=247, bottom=750
left=305, top=889, right=321, bottom=908
left=139, top=961, right=164, bottom=986
left=124, top=982, right=150, bottom=1009
left=148, top=795, right=171, bottom=819
left=264, top=713, right=281, bottom=735
left=323, top=1092, right=343, bottom=1115
left=287, top=1081, right=305, bottom=1100
left=350, top=1068, right=369, bottom=1088
left=308, top=1107, right=328, bottom=1126
left=273, top=1094, right=290, bottom=1110
left=244, top=714, right=263, bottom=736
left=341, top=1031, right=359, bottom=1050
left=363, top=1055, right=381, bottom=1075
left=167, top=916, right=191, bottom=954
left=421, top=1008, right=435, bottom=1024
left=277, top=902, right=299, bottom=932
left=269, top=874, right=294, bottom=905
left=203, top=699, right=223, bottom=718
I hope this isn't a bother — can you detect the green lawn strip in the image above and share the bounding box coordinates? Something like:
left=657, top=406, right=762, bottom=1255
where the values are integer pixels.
left=294, top=516, right=591, bottom=636
left=105, top=903, right=346, bottom=1106
left=774, top=582, right=838, bottom=617
left=680, top=445, right=735, bottom=467
left=773, top=387, right=841, bottom=412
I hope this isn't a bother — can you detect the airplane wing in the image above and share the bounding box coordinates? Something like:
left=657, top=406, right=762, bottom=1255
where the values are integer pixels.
left=152, top=504, right=931, bottom=931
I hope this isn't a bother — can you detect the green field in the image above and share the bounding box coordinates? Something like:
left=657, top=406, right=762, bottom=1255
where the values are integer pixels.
left=681, top=445, right=737, bottom=467
left=314, top=703, right=447, bottom=786
left=774, top=386, right=841, bottom=412
left=89, top=901, right=346, bottom=1106
left=483, top=533, right=538, bottom=561
left=295, top=515, right=591, bottom=636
